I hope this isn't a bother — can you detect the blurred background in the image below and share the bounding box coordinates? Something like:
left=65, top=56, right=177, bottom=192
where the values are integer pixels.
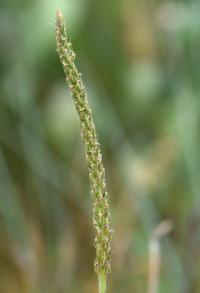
left=1, top=0, right=200, bottom=292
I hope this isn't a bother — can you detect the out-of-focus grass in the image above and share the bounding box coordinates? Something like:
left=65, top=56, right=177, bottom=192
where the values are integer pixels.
left=1, top=0, right=200, bottom=292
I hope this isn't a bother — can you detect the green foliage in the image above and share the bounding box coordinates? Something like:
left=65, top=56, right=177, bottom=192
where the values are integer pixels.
left=1, top=0, right=200, bottom=292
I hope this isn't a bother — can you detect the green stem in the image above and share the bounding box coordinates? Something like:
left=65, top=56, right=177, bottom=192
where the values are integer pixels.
left=98, top=271, right=107, bottom=293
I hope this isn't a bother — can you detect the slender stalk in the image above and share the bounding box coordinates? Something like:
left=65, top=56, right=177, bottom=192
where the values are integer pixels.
left=148, top=220, right=173, bottom=293
left=98, top=271, right=107, bottom=293
left=55, top=9, right=112, bottom=292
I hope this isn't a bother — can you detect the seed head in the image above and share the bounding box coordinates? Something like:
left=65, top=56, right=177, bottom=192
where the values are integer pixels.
left=55, top=9, right=112, bottom=276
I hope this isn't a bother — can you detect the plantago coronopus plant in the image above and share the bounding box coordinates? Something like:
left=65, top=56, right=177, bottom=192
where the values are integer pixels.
left=55, top=9, right=112, bottom=292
